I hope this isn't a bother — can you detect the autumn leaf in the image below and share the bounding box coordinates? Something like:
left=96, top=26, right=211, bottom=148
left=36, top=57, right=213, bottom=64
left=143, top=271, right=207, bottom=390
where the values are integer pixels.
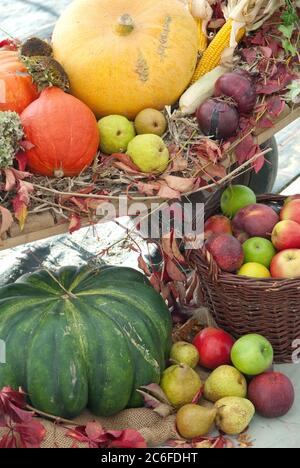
left=162, top=176, right=196, bottom=193
left=67, top=422, right=147, bottom=449
left=157, top=182, right=180, bottom=200
left=0, top=39, right=19, bottom=51
left=15, top=152, right=28, bottom=172
left=107, top=429, right=147, bottom=449
left=162, top=231, right=186, bottom=265
left=138, top=255, right=151, bottom=276
left=15, top=420, right=46, bottom=448
left=4, top=168, right=16, bottom=191
left=0, top=206, right=14, bottom=237
left=253, top=155, right=265, bottom=174
left=69, top=213, right=82, bottom=234
left=166, top=259, right=186, bottom=282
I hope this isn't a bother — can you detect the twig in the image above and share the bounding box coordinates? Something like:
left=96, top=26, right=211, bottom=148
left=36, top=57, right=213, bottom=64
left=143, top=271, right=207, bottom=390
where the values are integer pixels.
left=26, top=405, right=77, bottom=426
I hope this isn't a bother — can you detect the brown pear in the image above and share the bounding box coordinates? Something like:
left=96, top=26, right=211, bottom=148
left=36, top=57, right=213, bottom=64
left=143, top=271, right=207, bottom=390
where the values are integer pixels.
left=176, top=404, right=217, bottom=439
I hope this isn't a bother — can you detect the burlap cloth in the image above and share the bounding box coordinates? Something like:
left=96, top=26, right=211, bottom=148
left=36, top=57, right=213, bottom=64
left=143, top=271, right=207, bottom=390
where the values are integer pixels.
left=0, top=408, right=177, bottom=448
left=43, top=408, right=177, bottom=448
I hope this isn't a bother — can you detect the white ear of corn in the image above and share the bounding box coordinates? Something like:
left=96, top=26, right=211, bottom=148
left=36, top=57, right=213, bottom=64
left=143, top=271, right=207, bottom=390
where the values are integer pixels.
left=179, top=66, right=228, bottom=115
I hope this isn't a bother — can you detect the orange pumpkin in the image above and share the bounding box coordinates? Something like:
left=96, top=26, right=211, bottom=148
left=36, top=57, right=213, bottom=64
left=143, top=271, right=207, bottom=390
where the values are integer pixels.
left=21, top=87, right=100, bottom=177
left=52, top=0, right=198, bottom=119
left=0, top=50, right=38, bottom=114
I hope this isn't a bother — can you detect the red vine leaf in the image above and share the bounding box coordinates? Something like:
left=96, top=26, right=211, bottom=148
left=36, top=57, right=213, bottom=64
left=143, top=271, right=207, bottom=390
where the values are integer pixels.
left=15, top=152, right=28, bottom=172
left=15, top=420, right=46, bottom=448
left=66, top=422, right=147, bottom=449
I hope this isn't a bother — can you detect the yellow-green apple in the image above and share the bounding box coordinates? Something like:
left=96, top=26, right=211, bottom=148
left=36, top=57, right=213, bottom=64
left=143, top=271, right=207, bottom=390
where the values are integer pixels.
left=238, top=262, right=271, bottom=279
left=205, top=234, right=244, bottom=273
left=271, top=220, right=300, bottom=251
left=231, top=334, right=274, bottom=376
left=270, top=249, right=300, bottom=279
left=221, top=185, right=256, bottom=218
left=233, top=204, right=279, bottom=240
left=127, top=134, right=169, bottom=173
left=242, top=237, right=276, bottom=268
left=204, top=215, right=232, bottom=240
left=280, top=199, right=300, bottom=225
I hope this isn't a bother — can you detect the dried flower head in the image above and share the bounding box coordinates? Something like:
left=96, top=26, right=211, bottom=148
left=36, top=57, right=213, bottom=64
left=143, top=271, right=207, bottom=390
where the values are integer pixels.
left=0, top=111, right=24, bottom=168
left=21, top=55, right=70, bottom=92
left=20, top=37, right=53, bottom=58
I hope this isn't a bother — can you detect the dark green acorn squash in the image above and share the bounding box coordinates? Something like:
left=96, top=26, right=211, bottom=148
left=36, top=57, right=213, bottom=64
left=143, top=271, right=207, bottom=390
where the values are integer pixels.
left=0, top=265, right=172, bottom=419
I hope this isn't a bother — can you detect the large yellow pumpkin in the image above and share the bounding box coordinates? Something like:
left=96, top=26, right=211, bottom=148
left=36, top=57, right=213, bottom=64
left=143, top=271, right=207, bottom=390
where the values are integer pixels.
left=52, top=0, right=198, bottom=119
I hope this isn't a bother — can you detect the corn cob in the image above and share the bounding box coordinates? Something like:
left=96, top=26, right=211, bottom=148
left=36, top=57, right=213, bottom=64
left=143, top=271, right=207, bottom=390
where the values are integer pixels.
left=191, top=18, right=246, bottom=83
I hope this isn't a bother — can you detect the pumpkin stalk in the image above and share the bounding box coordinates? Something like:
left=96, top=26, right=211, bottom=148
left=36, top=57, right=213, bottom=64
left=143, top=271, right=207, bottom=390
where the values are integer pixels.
left=116, top=14, right=135, bottom=36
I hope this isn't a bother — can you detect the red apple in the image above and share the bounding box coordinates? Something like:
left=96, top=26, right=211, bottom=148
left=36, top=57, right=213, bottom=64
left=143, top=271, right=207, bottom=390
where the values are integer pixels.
left=193, top=327, right=235, bottom=370
left=280, top=199, right=300, bottom=225
left=270, top=249, right=300, bottom=279
left=233, top=204, right=279, bottom=240
left=271, top=220, right=300, bottom=251
left=204, top=215, right=232, bottom=240
left=206, top=234, right=244, bottom=272
left=284, top=194, right=300, bottom=205
left=248, top=372, right=295, bottom=418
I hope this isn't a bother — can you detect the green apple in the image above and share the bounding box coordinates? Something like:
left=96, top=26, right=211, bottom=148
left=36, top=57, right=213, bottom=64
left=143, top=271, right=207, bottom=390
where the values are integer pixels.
left=243, top=237, right=276, bottom=268
left=127, top=134, right=169, bottom=173
left=98, top=115, right=136, bottom=154
left=231, top=334, right=274, bottom=376
left=221, top=185, right=256, bottom=218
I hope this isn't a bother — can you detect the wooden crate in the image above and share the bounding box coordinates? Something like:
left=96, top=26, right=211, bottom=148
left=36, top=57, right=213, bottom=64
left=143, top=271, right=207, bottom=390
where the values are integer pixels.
left=1, top=105, right=300, bottom=252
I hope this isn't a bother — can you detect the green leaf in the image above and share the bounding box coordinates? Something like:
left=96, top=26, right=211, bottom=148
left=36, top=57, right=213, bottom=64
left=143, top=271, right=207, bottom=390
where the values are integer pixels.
left=286, top=80, right=300, bottom=103
left=279, top=24, right=294, bottom=39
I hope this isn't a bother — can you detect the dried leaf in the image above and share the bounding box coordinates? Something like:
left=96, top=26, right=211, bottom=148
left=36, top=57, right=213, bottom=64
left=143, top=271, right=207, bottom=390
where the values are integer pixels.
left=238, top=433, right=254, bottom=448
left=0, top=205, right=14, bottom=237
left=166, top=259, right=186, bottom=282
left=253, top=154, right=265, bottom=174
left=4, top=169, right=16, bottom=191
left=138, top=255, right=151, bottom=276
left=161, top=231, right=186, bottom=265
left=266, top=96, right=286, bottom=118
left=157, top=182, right=180, bottom=200
left=163, top=175, right=196, bottom=193
left=15, top=152, right=28, bottom=172
left=69, top=213, right=82, bottom=234
left=111, top=153, right=141, bottom=172
left=235, top=135, right=259, bottom=165
left=241, top=48, right=257, bottom=65
left=138, top=383, right=172, bottom=408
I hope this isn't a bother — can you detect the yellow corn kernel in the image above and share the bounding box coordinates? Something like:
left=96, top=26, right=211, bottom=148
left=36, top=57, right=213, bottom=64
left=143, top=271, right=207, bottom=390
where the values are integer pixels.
left=191, top=18, right=246, bottom=83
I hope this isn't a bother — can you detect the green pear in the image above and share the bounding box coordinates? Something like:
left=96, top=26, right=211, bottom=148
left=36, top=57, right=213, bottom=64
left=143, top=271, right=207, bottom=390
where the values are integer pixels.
left=215, top=397, right=255, bottom=435
left=134, top=108, right=167, bottom=137
left=176, top=404, right=217, bottom=439
left=204, top=365, right=247, bottom=403
left=98, top=115, right=136, bottom=154
left=170, top=341, right=199, bottom=369
left=127, top=134, right=169, bottom=173
left=160, top=364, right=202, bottom=408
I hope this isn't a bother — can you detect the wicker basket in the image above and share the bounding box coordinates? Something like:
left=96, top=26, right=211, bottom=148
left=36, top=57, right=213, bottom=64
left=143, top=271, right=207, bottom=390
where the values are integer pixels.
left=188, top=193, right=300, bottom=364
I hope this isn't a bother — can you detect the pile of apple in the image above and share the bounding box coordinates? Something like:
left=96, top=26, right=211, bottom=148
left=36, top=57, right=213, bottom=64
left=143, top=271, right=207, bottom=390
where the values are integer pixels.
left=204, top=185, right=300, bottom=279
left=98, top=108, right=170, bottom=173
left=160, top=328, right=294, bottom=441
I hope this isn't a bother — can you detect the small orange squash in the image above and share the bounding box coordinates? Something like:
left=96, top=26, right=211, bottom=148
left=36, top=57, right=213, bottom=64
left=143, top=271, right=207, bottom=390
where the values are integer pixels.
left=21, top=87, right=100, bottom=177
left=0, top=50, right=38, bottom=114
left=52, top=0, right=198, bottom=119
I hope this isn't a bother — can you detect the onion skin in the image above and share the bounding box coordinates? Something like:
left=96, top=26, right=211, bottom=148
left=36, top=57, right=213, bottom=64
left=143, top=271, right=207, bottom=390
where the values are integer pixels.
left=215, top=72, right=256, bottom=114
left=196, top=98, right=239, bottom=140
